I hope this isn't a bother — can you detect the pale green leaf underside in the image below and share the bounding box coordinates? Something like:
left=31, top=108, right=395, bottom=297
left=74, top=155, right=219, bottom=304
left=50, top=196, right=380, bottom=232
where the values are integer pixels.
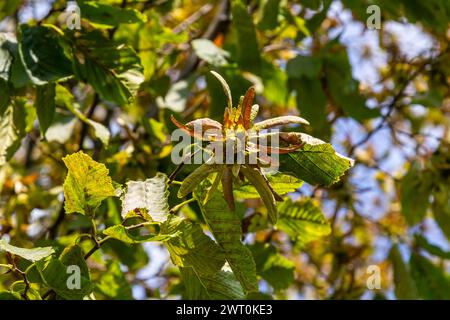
left=0, top=239, right=54, bottom=262
left=121, top=173, right=170, bottom=221
left=0, top=105, right=22, bottom=167
left=192, top=39, right=230, bottom=67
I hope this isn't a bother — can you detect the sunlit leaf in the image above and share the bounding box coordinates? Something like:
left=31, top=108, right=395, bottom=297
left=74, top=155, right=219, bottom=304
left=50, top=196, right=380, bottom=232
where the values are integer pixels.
left=195, top=182, right=259, bottom=293
left=96, top=261, right=133, bottom=300
left=161, top=215, right=226, bottom=275
left=0, top=104, right=25, bottom=167
left=62, top=151, right=116, bottom=215
left=279, top=133, right=354, bottom=186
left=103, top=223, right=178, bottom=244
left=234, top=173, right=302, bottom=199
left=181, top=267, right=244, bottom=300
left=276, top=198, right=331, bottom=248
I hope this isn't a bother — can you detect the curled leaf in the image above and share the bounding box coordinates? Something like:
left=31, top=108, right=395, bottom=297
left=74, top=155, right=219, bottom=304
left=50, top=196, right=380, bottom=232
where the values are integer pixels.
left=242, top=86, right=255, bottom=129
left=221, top=166, right=235, bottom=211
left=240, top=165, right=277, bottom=224
left=210, top=70, right=232, bottom=110
left=253, top=115, right=310, bottom=130
left=178, top=163, right=221, bottom=198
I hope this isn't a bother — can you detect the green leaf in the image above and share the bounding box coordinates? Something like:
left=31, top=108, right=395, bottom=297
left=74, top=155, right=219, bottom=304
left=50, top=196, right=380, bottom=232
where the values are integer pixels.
left=249, top=242, right=295, bottom=291
left=0, top=104, right=26, bottom=167
left=71, top=30, right=144, bottom=105
left=432, top=182, right=450, bottom=240
left=0, top=79, right=9, bottom=114
left=261, top=60, right=288, bottom=106
left=0, top=33, right=14, bottom=81
left=400, top=0, right=450, bottom=33
left=10, top=281, right=42, bottom=300
left=35, top=83, right=56, bottom=136
left=102, top=240, right=149, bottom=271
left=305, top=0, right=332, bottom=34
left=121, top=173, right=170, bottom=221
left=276, top=198, right=331, bottom=248
left=78, top=1, right=147, bottom=28
left=96, top=261, right=133, bottom=300
left=59, top=245, right=90, bottom=276
left=389, top=244, right=419, bottom=299
left=178, top=163, right=222, bottom=198
left=56, top=85, right=110, bottom=145
left=207, top=70, right=252, bottom=120
left=103, top=223, right=178, bottom=244
left=181, top=267, right=244, bottom=300
left=410, top=252, right=450, bottom=300
left=287, top=55, right=328, bottom=136
left=0, top=33, right=29, bottom=89
left=0, top=239, right=54, bottom=262
left=162, top=215, right=226, bottom=275
left=195, top=182, right=259, bottom=293
left=192, top=39, right=230, bottom=67
left=400, top=161, right=432, bottom=226
left=293, top=77, right=329, bottom=138
left=287, top=55, right=322, bottom=79
left=0, top=0, right=20, bottom=21
left=231, top=0, right=261, bottom=74
left=234, top=173, right=302, bottom=199
left=19, top=25, right=73, bottom=85
left=143, top=118, right=167, bottom=144
left=0, top=291, right=21, bottom=300
left=279, top=133, right=354, bottom=186
left=414, top=234, right=450, bottom=259
left=157, top=79, right=190, bottom=112
left=163, top=215, right=247, bottom=300
left=87, top=119, right=110, bottom=145
left=240, top=165, right=277, bottom=224
left=257, top=0, right=281, bottom=31
left=37, top=245, right=92, bottom=300
left=323, top=48, right=379, bottom=121
left=62, top=151, right=116, bottom=215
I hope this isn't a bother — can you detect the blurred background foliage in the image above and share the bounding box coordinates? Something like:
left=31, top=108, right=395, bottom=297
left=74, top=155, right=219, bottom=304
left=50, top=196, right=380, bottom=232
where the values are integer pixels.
left=0, top=0, right=450, bottom=299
